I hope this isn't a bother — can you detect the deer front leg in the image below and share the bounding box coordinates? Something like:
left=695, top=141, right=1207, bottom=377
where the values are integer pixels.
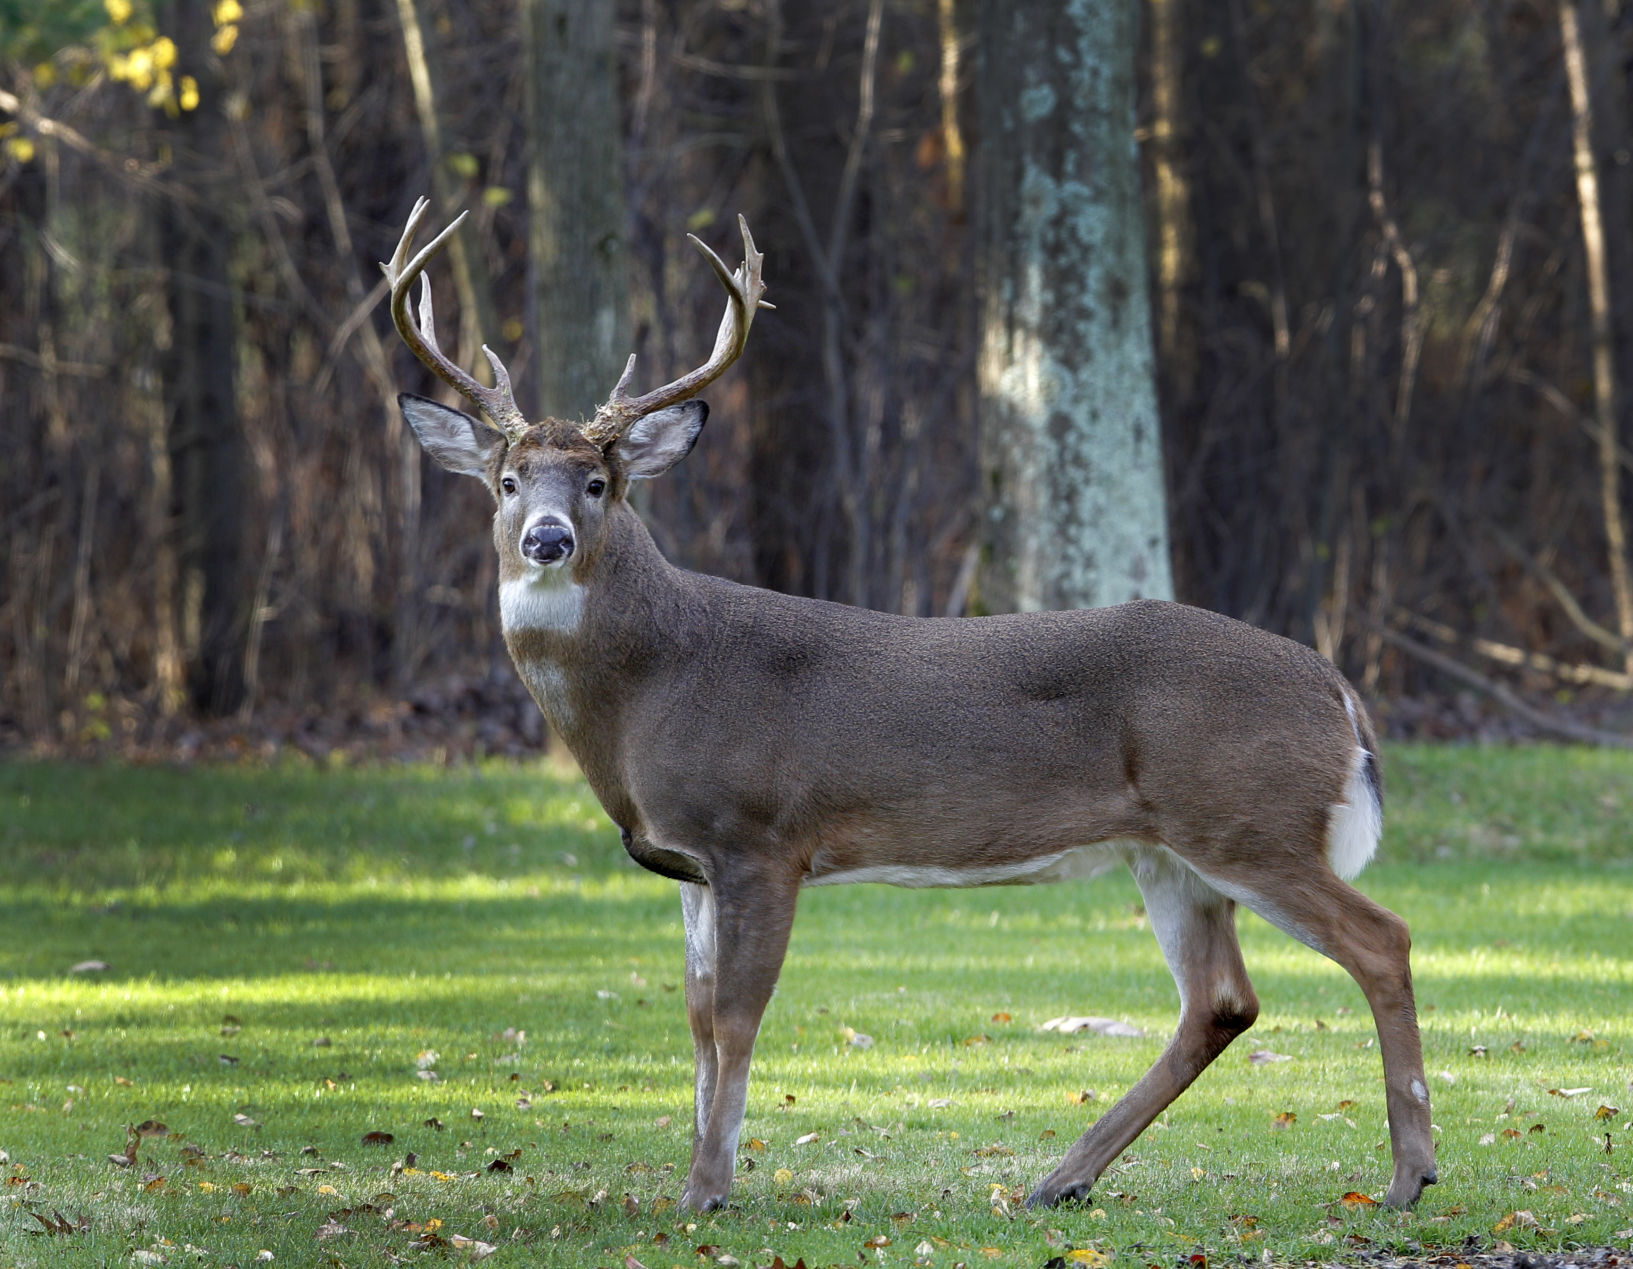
left=679, top=865, right=801, bottom=1213
left=680, top=882, right=719, bottom=1156
left=1030, top=856, right=1258, bottom=1207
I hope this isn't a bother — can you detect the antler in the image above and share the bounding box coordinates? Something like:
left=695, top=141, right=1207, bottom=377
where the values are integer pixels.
left=582, top=215, right=771, bottom=445
left=381, top=197, right=528, bottom=443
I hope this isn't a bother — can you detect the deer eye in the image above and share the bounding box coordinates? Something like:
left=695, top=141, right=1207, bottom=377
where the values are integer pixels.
left=585, top=478, right=606, bottom=498
left=501, top=476, right=518, bottom=495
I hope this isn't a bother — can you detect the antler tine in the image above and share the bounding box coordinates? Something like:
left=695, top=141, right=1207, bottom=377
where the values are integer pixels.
left=381, top=198, right=529, bottom=442
left=584, top=214, right=770, bottom=445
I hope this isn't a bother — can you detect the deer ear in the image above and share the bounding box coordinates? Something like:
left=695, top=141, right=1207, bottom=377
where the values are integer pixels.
left=399, top=393, right=506, bottom=479
left=613, top=401, right=708, bottom=480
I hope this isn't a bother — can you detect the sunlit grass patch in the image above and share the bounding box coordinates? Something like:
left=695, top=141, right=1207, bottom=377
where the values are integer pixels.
left=1, top=746, right=1631, bottom=1266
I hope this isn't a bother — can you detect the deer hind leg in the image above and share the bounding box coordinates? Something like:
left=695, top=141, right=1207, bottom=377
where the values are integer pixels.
left=1029, top=852, right=1258, bottom=1208
left=1211, top=862, right=1436, bottom=1207
left=678, top=865, right=801, bottom=1213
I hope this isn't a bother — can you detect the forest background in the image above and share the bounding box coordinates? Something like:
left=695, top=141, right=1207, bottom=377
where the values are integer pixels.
left=4, top=0, right=1633, bottom=759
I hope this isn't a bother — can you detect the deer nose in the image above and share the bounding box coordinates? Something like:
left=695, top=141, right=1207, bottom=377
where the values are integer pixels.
left=522, top=519, right=574, bottom=564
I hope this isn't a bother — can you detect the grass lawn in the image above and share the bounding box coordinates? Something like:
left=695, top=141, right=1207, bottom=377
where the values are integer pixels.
left=0, top=746, right=1630, bottom=1267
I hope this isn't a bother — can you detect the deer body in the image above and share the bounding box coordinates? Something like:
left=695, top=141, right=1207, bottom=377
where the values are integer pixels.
left=382, top=202, right=1437, bottom=1216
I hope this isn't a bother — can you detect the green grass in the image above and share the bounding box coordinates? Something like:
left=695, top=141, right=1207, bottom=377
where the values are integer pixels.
left=1, top=747, right=1631, bottom=1267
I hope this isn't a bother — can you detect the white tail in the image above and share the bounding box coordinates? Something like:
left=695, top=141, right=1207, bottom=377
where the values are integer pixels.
left=383, top=203, right=1437, bottom=1214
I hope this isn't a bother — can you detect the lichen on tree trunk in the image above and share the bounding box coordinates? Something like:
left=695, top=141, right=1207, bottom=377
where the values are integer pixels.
left=974, top=0, right=1173, bottom=613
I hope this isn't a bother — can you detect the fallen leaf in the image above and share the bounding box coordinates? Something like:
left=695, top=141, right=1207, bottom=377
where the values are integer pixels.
left=795, top=1131, right=820, bottom=1145
left=1041, top=1016, right=1145, bottom=1038
left=774, top=1168, right=794, bottom=1184
left=26, top=1209, right=87, bottom=1236
left=1548, top=1087, right=1592, bottom=1098
left=69, top=960, right=110, bottom=974
left=1272, top=1111, right=1297, bottom=1130
left=1341, top=1192, right=1378, bottom=1207
left=840, top=1027, right=875, bottom=1049
left=360, top=1131, right=394, bottom=1146
left=448, top=1233, right=496, bottom=1259
left=1248, top=1051, right=1292, bottom=1065
left=992, top=1012, right=1012, bottom=1023
left=1595, top=1104, right=1621, bottom=1121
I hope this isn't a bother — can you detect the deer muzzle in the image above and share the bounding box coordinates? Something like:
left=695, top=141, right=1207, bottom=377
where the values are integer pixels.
left=521, top=518, right=575, bottom=565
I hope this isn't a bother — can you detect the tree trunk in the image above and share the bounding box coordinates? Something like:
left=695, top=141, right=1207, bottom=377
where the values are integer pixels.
left=1148, top=0, right=1197, bottom=400
left=1560, top=0, right=1633, bottom=674
left=393, top=0, right=501, bottom=374
left=160, top=0, right=247, bottom=715
left=974, top=0, right=1173, bottom=612
left=522, top=0, right=630, bottom=421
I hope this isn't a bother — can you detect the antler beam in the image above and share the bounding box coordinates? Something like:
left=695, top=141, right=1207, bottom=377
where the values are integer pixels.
left=583, top=215, right=771, bottom=445
left=382, top=197, right=528, bottom=443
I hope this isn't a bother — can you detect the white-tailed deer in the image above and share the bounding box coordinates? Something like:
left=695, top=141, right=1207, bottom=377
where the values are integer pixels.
left=382, top=198, right=1437, bottom=1213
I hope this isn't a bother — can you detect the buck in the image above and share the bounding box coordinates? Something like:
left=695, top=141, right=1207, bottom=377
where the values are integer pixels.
left=381, top=198, right=1437, bottom=1213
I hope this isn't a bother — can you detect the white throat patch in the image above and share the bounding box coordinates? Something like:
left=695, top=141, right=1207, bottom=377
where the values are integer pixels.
left=499, top=572, right=585, bottom=635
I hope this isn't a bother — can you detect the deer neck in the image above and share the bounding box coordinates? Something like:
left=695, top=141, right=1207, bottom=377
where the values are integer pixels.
left=499, top=504, right=685, bottom=737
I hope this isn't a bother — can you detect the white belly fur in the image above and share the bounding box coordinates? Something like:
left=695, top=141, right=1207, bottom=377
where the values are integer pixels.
left=805, top=841, right=1128, bottom=889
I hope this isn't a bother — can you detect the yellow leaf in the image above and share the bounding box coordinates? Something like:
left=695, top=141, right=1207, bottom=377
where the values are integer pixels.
left=1067, top=1251, right=1113, bottom=1265
left=317, top=1184, right=337, bottom=1195
left=773, top=1168, right=793, bottom=1185
left=212, top=0, right=242, bottom=23
left=150, top=37, right=176, bottom=69
left=105, top=0, right=133, bottom=23
left=4, top=138, right=36, bottom=163
left=1595, top=1105, right=1621, bottom=1121
left=1341, top=1192, right=1378, bottom=1207
left=179, top=75, right=199, bottom=110
left=745, top=1138, right=767, bottom=1152
left=1272, top=1111, right=1296, bottom=1129
left=211, top=24, right=238, bottom=55
left=197, top=1181, right=216, bottom=1192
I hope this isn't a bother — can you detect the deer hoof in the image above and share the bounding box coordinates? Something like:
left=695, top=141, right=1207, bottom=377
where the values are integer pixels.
left=1025, top=1177, right=1093, bottom=1209
left=1383, top=1167, right=1437, bottom=1209
left=680, top=1185, right=729, bottom=1213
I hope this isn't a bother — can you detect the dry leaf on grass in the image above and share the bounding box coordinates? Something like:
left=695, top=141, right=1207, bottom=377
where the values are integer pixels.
left=1040, top=1016, right=1145, bottom=1038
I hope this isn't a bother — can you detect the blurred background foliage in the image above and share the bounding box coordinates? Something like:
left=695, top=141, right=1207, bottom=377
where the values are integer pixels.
left=2, top=0, right=1631, bottom=757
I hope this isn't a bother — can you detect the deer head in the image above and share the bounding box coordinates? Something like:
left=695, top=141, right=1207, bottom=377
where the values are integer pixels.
left=381, top=197, right=769, bottom=585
